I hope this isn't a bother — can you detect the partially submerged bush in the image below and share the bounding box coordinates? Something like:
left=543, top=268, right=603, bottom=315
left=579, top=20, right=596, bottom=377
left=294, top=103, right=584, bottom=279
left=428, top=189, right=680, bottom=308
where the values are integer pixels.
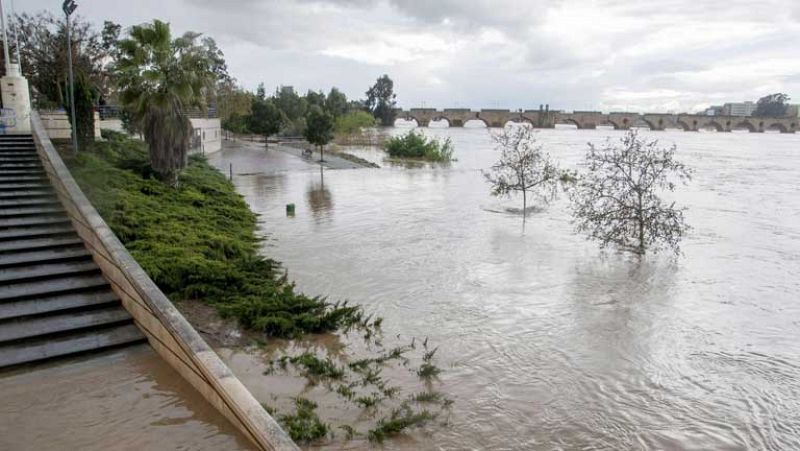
left=280, top=398, right=329, bottom=443
left=69, top=135, right=367, bottom=338
left=384, top=131, right=454, bottom=162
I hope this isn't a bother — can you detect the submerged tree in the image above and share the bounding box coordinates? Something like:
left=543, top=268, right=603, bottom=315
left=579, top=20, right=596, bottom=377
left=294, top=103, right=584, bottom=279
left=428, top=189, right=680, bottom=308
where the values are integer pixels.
left=304, top=106, right=335, bottom=162
left=114, top=20, right=214, bottom=186
left=483, top=124, right=561, bottom=221
left=570, top=130, right=692, bottom=255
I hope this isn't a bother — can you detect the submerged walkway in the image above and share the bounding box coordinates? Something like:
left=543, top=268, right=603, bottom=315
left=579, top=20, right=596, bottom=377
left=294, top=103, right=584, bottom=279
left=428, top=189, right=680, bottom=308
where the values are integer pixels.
left=0, top=134, right=144, bottom=368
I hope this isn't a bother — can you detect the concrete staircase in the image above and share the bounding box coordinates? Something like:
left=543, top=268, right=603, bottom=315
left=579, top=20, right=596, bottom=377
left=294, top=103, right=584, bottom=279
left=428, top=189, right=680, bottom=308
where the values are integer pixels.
left=0, top=134, right=144, bottom=368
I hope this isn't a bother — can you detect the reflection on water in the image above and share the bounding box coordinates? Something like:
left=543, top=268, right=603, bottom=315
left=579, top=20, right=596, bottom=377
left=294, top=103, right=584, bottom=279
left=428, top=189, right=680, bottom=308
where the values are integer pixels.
left=306, top=170, right=334, bottom=221
left=0, top=345, right=254, bottom=451
left=210, top=129, right=800, bottom=450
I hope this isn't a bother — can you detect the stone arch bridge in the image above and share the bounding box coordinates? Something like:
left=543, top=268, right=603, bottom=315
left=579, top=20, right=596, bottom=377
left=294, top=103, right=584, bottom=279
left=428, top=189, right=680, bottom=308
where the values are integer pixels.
left=393, top=108, right=798, bottom=133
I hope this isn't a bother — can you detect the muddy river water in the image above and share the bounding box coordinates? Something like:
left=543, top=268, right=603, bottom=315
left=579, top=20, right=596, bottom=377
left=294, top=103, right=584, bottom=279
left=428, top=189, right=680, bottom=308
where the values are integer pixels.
left=0, top=345, right=254, bottom=451
left=210, top=126, right=800, bottom=450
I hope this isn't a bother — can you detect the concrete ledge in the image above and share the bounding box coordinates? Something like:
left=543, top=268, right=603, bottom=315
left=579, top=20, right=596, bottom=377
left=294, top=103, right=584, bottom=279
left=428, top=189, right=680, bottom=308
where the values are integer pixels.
left=30, top=112, right=298, bottom=451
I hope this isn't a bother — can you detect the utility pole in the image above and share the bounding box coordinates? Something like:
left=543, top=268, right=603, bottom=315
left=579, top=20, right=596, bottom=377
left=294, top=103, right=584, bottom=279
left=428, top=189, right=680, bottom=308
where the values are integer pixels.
left=63, top=0, right=78, bottom=153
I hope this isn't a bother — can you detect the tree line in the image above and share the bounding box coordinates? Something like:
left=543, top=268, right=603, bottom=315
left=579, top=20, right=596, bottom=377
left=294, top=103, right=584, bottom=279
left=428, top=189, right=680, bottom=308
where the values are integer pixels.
left=223, top=74, right=398, bottom=146
left=0, top=11, right=399, bottom=183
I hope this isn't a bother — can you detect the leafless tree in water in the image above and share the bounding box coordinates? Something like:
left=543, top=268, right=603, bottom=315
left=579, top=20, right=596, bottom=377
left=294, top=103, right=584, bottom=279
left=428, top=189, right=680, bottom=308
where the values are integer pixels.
left=570, top=130, right=692, bottom=255
left=483, top=124, right=561, bottom=221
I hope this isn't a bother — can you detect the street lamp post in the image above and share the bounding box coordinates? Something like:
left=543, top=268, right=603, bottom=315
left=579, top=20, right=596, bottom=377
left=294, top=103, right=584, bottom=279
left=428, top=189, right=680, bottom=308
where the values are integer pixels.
left=63, top=0, right=78, bottom=153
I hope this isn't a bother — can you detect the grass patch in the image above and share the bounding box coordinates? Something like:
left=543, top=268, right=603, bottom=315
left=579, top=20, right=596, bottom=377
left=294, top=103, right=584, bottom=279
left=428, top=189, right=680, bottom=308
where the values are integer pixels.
left=412, top=391, right=446, bottom=404
left=368, top=404, right=434, bottom=443
left=279, top=398, right=329, bottom=443
left=417, top=343, right=441, bottom=379
left=384, top=131, right=455, bottom=162
left=286, top=353, right=345, bottom=380
left=68, top=131, right=367, bottom=338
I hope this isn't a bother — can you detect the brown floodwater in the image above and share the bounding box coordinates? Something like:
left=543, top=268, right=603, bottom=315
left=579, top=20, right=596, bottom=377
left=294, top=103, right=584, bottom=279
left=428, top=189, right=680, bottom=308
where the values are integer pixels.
left=210, top=127, right=800, bottom=450
left=0, top=344, right=254, bottom=451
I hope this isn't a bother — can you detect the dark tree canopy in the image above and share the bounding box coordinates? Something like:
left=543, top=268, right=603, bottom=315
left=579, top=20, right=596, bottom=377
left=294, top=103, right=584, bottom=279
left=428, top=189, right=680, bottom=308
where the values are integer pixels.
left=304, top=106, right=335, bottom=161
left=753, top=93, right=790, bottom=117
left=570, top=130, right=692, bottom=255
left=325, top=87, right=348, bottom=118
left=1, top=12, right=114, bottom=108
left=366, top=74, right=397, bottom=126
left=249, top=97, right=285, bottom=144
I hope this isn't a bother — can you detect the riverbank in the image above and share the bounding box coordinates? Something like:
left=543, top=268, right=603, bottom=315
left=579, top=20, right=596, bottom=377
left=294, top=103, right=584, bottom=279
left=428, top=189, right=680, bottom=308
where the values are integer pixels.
left=67, top=133, right=450, bottom=447
left=222, top=137, right=375, bottom=170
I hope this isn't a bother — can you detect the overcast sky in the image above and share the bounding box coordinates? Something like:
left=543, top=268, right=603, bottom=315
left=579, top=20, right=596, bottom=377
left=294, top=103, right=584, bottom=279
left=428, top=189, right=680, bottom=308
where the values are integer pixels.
left=17, top=0, right=800, bottom=112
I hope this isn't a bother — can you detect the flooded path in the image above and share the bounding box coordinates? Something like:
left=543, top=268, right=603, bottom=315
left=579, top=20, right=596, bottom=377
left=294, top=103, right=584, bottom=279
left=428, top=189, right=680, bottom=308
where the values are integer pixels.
left=210, top=128, right=800, bottom=450
left=0, top=345, right=254, bottom=451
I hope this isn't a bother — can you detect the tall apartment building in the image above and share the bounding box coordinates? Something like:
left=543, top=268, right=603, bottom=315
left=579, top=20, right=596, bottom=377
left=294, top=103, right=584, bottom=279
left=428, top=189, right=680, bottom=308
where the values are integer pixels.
left=721, top=101, right=756, bottom=117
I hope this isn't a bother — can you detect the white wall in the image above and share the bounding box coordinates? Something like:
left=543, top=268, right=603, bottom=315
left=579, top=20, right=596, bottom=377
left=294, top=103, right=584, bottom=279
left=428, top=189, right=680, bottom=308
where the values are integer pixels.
left=39, top=110, right=101, bottom=140
left=97, top=117, right=222, bottom=154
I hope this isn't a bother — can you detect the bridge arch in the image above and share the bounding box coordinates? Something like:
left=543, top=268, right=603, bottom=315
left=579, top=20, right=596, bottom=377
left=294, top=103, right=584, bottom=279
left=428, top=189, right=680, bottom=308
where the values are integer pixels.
left=641, top=118, right=659, bottom=130
left=430, top=116, right=451, bottom=128
left=766, top=122, right=788, bottom=133
left=464, top=118, right=490, bottom=128
left=504, top=117, right=534, bottom=128
left=702, top=121, right=724, bottom=132
left=598, top=120, right=621, bottom=130
left=732, top=121, right=756, bottom=132
left=558, top=118, right=581, bottom=129
left=393, top=116, right=419, bottom=127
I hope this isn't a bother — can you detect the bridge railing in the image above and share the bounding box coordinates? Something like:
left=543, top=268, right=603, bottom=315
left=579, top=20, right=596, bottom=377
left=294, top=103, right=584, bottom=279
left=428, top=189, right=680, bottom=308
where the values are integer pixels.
left=30, top=111, right=298, bottom=451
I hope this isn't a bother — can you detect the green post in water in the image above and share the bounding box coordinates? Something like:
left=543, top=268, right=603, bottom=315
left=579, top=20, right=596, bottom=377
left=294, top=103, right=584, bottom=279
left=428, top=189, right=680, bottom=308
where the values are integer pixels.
left=286, top=203, right=295, bottom=216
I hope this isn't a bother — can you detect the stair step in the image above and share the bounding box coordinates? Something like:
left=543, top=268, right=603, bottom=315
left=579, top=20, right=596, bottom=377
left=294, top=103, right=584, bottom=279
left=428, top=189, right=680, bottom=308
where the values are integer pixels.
left=0, top=189, right=55, bottom=199
left=0, top=197, right=59, bottom=208
left=0, top=159, right=40, bottom=164
left=0, top=246, right=90, bottom=268
left=0, top=151, right=37, bottom=156
left=0, top=306, right=132, bottom=343
left=0, top=176, right=47, bottom=184
left=0, top=205, right=65, bottom=218
left=0, top=224, right=75, bottom=241
left=0, top=322, right=144, bottom=368
left=0, top=274, right=109, bottom=301
left=0, top=161, right=42, bottom=167
left=0, top=236, right=83, bottom=253
left=0, top=289, right=119, bottom=321
left=0, top=212, right=68, bottom=228
left=0, top=169, right=45, bottom=176
left=0, top=183, right=52, bottom=191
left=0, top=260, right=99, bottom=284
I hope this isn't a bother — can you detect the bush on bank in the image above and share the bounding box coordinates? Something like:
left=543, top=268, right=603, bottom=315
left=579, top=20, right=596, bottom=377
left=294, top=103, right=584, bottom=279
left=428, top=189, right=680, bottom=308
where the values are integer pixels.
left=69, top=131, right=365, bottom=337
left=334, top=111, right=377, bottom=135
left=384, top=131, right=454, bottom=162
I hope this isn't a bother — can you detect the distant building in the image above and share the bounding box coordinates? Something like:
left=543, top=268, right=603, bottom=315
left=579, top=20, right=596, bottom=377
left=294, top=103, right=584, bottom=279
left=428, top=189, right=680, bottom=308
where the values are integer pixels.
left=722, top=101, right=755, bottom=117
left=703, top=105, right=723, bottom=116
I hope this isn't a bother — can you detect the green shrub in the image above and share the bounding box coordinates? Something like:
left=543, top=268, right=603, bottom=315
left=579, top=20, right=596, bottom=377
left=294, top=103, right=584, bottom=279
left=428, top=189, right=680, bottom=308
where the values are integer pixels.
left=280, top=398, right=329, bottom=443
left=334, top=111, right=376, bottom=135
left=384, top=131, right=454, bottom=162
left=68, top=135, right=366, bottom=338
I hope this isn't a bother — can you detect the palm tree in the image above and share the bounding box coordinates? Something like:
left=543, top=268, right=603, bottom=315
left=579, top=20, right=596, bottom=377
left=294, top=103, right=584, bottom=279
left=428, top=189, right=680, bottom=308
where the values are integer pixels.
left=114, top=20, right=213, bottom=186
